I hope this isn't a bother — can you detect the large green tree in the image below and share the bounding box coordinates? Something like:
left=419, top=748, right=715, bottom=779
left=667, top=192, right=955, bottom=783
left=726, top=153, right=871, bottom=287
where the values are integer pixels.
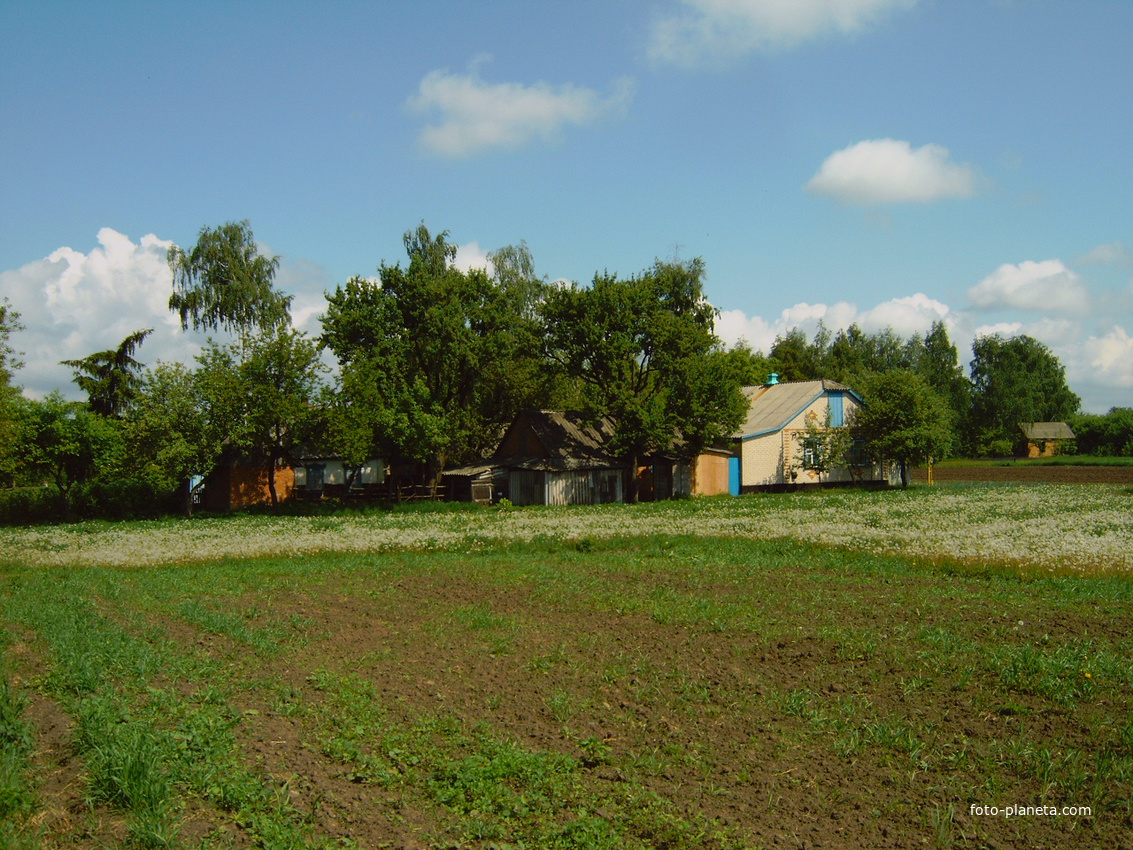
left=910, top=321, right=969, bottom=428
left=768, top=326, right=829, bottom=382
left=15, top=393, right=123, bottom=519
left=195, top=328, right=326, bottom=510
left=541, top=258, right=748, bottom=503
left=968, top=334, right=1080, bottom=455
left=852, top=371, right=953, bottom=488
left=127, top=362, right=218, bottom=516
left=321, top=225, right=550, bottom=485
left=0, top=299, right=24, bottom=485
left=168, top=220, right=292, bottom=344
left=60, top=328, right=152, bottom=418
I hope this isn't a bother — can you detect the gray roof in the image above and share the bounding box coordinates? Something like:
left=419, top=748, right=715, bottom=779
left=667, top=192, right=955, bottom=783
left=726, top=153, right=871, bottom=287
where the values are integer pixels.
left=733, top=379, right=857, bottom=439
left=1019, top=422, right=1075, bottom=441
left=511, top=410, right=617, bottom=462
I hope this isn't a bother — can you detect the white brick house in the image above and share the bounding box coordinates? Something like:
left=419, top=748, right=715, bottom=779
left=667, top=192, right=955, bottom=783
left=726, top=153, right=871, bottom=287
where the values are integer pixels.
left=732, top=377, right=894, bottom=490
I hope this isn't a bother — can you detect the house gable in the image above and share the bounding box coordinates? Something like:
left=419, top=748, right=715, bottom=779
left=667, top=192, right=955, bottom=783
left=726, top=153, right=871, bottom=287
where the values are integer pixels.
left=734, top=380, right=861, bottom=441
left=734, top=379, right=883, bottom=489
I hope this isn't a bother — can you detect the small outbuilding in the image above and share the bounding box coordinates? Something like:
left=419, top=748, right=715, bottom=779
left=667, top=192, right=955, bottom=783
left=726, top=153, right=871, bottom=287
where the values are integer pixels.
left=443, top=409, right=732, bottom=506
left=444, top=410, right=628, bottom=506
left=201, top=452, right=295, bottom=512
left=1018, top=422, right=1076, bottom=458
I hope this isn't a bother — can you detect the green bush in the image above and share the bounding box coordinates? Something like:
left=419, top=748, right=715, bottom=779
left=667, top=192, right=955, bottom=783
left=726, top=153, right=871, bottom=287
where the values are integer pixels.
left=0, top=478, right=180, bottom=525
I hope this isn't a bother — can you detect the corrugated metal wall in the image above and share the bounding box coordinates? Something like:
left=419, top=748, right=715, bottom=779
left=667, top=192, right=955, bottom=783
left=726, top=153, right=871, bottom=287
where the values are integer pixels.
left=510, top=469, right=625, bottom=506
left=509, top=470, right=545, bottom=506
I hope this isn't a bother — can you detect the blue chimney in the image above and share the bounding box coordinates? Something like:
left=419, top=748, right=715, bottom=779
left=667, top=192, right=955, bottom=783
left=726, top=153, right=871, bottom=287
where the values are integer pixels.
left=766, top=373, right=779, bottom=386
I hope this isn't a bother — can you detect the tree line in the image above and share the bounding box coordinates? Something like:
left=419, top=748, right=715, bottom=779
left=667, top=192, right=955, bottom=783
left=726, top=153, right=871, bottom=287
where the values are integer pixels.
left=0, top=220, right=1126, bottom=521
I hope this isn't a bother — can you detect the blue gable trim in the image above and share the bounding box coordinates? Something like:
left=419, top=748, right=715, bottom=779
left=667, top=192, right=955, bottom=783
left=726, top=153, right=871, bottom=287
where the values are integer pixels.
left=740, top=390, right=825, bottom=441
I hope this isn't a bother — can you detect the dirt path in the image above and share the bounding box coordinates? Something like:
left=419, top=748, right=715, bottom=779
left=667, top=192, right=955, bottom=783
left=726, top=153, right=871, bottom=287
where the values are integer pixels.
left=911, top=464, right=1133, bottom=484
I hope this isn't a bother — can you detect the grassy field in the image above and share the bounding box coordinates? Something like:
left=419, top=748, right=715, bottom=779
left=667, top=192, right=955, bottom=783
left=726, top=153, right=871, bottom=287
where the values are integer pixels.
left=1, top=484, right=1131, bottom=848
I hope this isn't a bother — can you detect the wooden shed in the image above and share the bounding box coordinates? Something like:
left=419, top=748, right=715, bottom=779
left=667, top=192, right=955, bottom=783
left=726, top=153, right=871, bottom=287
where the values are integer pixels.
left=201, top=455, right=295, bottom=511
left=443, top=410, right=627, bottom=506
left=1018, top=422, right=1076, bottom=458
left=444, top=409, right=742, bottom=505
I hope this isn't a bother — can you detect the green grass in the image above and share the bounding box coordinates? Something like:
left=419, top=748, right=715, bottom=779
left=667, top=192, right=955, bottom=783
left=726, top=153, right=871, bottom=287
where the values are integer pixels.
left=1, top=495, right=1131, bottom=847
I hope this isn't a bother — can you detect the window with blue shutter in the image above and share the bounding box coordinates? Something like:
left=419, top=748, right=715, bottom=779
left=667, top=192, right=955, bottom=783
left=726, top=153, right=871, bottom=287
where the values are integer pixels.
left=829, top=393, right=844, bottom=427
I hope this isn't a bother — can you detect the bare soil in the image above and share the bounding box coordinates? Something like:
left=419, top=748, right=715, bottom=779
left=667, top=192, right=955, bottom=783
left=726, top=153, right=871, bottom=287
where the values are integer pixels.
left=12, top=545, right=1132, bottom=849
left=911, top=463, right=1133, bottom=485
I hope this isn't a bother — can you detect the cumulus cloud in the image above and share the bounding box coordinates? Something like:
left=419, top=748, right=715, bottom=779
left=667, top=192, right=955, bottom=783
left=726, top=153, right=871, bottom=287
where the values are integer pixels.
left=1, top=228, right=329, bottom=399
left=650, top=0, right=918, bottom=66
left=967, top=259, right=1088, bottom=314
left=0, top=228, right=190, bottom=398
left=452, top=242, right=493, bottom=275
left=1081, top=326, right=1133, bottom=389
left=714, top=292, right=948, bottom=351
left=408, top=66, right=634, bottom=158
left=715, top=308, right=779, bottom=351
left=857, top=293, right=951, bottom=337
left=806, top=139, right=977, bottom=204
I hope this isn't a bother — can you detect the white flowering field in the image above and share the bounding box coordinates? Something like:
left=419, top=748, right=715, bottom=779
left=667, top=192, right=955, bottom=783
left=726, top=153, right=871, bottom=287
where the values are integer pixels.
left=3, top=483, right=1129, bottom=574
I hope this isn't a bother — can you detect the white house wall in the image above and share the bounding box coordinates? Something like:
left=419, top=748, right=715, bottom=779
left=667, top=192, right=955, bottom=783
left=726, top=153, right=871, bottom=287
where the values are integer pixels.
left=359, top=459, right=386, bottom=485
left=740, top=393, right=878, bottom=487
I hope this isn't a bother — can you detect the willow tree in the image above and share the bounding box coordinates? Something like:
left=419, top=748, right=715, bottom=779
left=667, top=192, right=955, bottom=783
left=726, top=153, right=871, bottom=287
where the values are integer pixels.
left=167, top=220, right=292, bottom=347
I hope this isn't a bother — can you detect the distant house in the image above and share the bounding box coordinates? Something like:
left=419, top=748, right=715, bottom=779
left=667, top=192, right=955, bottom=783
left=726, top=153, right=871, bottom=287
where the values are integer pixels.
left=1018, top=422, right=1076, bottom=458
left=732, top=376, right=894, bottom=491
left=443, top=410, right=626, bottom=506
left=292, top=457, right=387, bottom=498
left=444, top=409, right=728, bottom=506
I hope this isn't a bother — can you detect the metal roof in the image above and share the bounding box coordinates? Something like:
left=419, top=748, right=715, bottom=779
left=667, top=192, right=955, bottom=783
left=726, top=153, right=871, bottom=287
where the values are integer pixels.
left=1019, top=422, right=1075, bottom=441
left=733, top=379, right=857, bottom=439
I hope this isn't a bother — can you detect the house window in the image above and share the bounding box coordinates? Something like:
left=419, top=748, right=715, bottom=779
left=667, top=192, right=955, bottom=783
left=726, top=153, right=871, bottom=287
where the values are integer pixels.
left=848, top=437, right=868, bottom=467
left=803, top=438, right=822, bottom=469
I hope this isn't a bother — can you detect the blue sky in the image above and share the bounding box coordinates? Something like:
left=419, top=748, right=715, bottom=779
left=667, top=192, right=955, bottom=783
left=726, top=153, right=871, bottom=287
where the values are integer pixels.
left=2, top=0, right=1131, bottom=412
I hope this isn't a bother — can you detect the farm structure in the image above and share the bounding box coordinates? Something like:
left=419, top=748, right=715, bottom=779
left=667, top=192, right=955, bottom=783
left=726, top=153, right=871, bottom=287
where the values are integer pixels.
left=201, top=454, right=295, bottom=512
left=292, top=457, right=388, bottom=498
left=444, top=409, right=730, bottom=506
left=1018, top=422, right=1076, bottom=458
left=732, top=377, right=894, bottom=491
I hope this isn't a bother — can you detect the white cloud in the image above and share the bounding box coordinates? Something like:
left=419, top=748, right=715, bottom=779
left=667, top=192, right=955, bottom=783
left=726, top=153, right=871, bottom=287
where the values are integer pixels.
left=1080, top=326, right=1133, bottom=389
left=967, top=259, right=1088, bottom=314
left=408, top=67, right=634, bottom=158
left=0, top=228, right=189, bottom=398
left=715, top=308, right=778, bottom=351
left=972, top=321, right=1023, bottom=339
left=857, top=293, right=950, bottom=337
left=650, top=0, right=918, bottom=66
left=715, top=293, right=945, bottom=351
left=1, top=229, right=329, bottom=400
left=806, top=139, right=977, bottom=204
left=1078, top=240, right=1131, bottom=267
left=453, top=242, right=493, bottom=275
